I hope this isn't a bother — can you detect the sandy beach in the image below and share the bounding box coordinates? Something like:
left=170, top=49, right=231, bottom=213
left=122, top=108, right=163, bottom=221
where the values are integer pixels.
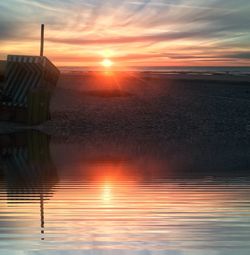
left=28, top=72, right=248, bottom=142
left=1, top=72, right=250, bottom=142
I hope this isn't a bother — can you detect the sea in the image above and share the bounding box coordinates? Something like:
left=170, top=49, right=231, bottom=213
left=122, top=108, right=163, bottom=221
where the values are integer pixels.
left=59, top=66, right=250, bottom=75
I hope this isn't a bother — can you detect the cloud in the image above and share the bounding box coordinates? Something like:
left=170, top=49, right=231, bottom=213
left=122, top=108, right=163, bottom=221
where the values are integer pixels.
left=0, top=0, right=250, bottom=65
left=127, top=1, right=230, bottom=10
left=0, top=22, right=17, bottom=38
left=223, top=52, right=250, bottom=59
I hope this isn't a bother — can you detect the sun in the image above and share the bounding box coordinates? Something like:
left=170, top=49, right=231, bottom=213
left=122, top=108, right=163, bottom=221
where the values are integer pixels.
left=101, top=58, right=113, bottom=68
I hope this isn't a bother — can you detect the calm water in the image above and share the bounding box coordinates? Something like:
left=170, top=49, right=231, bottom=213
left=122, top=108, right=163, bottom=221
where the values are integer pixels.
left=0, top=131, right=250, bottom=254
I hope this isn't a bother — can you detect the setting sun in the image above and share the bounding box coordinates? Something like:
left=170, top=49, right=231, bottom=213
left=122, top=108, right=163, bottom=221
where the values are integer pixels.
left=101, top=58, right=113, bottom=68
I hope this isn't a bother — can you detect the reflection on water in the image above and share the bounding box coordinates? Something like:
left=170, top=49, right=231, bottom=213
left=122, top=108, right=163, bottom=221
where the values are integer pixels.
left=0, top=131, right=250, bottom=254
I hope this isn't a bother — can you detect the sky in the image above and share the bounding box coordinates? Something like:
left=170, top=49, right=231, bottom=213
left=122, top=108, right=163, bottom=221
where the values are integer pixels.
left=0, top=0, right=250, bottom=67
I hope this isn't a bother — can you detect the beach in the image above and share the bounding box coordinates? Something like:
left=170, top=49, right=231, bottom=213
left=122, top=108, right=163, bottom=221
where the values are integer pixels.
left=1, top=72, right=250, bottom=143
left=34, top=72, right=249, bottom=142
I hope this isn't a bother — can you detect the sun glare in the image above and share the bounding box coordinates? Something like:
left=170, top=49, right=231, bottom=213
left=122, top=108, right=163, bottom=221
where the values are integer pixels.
left=101, top=58, right=113, bottom=68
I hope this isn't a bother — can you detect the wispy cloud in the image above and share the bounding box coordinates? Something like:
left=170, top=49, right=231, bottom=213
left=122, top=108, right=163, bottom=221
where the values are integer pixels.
left=0, top=0, right=250, bottom=66
left=127, top=1, right=230, bottom=10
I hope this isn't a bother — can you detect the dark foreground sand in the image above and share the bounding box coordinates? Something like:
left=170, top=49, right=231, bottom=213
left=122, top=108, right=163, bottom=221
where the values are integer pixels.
left=1, top=72, right=250, bottom=144
left=37, top=73, right=250, bottom=142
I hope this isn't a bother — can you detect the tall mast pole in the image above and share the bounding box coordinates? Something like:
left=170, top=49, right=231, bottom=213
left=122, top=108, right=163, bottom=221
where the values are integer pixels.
left=40, top=24, right=45, bottom=57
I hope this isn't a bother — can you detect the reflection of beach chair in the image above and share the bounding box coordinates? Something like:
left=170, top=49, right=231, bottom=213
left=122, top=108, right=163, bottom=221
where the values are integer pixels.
left=0, top=55, right=60, bottom=125
left=0, top=131, right=58, bottom=237
left=0, top=131, right=58, bottom=191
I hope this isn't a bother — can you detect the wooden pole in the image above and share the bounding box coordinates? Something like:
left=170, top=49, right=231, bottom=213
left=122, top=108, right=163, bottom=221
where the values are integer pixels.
left=39, top=24, right=45, bottom=124
left=40, top=24, right=44, bottom=57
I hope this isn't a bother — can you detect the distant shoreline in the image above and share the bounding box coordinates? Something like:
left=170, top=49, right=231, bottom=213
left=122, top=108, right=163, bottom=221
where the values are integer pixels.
left=58, top=65, right=250, bottom=76
left=58, top=66, right=250, bottom=82
left=59, top=71, right=250, bottom=83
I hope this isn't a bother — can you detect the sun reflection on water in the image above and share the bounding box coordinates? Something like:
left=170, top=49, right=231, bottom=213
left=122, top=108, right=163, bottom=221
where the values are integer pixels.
left=1, top=132, right=250, bottom=253
left=102, top=182, right=112, bottom=202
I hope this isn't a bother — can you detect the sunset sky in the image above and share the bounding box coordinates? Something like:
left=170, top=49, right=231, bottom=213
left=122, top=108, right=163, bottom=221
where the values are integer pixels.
left=0, top=0, right=250, bottom=67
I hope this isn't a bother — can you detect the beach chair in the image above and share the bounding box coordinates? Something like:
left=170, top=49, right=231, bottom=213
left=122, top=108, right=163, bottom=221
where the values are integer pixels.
left=0, top=61, right=5, bottom=97
left=0, top=55, right=60, bottom=125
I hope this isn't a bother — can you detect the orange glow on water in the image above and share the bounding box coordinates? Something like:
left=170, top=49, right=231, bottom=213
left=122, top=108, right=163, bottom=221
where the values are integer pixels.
left=1, top=147, right=250, bottom=252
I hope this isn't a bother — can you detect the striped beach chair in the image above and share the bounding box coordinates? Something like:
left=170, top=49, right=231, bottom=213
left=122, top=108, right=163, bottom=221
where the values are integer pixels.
left=0, top=55, right=60, bottom=124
